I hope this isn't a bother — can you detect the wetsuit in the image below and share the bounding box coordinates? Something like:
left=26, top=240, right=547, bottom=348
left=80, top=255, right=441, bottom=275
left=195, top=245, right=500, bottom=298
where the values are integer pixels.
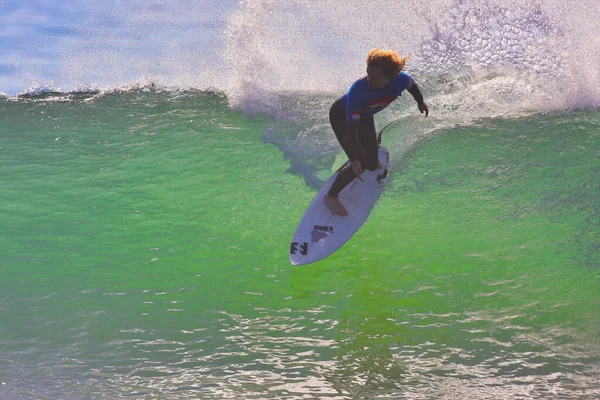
left=328, top=71, right=413, bottom=197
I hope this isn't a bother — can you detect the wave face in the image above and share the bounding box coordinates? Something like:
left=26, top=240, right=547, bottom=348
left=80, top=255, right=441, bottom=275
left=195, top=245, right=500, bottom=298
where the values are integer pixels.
left=1, top=89, right=599, bottom=400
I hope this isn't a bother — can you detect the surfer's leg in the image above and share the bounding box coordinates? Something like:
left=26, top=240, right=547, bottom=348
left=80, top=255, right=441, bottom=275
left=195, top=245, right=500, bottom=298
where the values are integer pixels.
left=328, top=164, right=359, bottom=196
left=324, top=98, right=353, bottom=215
left=327, top=116, right=373, bottom=198
left=328, top=100, right=358, bottom=197
left=359, top=117, right=378, bottom=171
left=328, top=97, right=347, bottom=143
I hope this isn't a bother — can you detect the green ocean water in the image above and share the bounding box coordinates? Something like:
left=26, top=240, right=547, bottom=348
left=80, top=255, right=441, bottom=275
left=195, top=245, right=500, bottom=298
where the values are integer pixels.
left=1, top=91, right=599, bottom=399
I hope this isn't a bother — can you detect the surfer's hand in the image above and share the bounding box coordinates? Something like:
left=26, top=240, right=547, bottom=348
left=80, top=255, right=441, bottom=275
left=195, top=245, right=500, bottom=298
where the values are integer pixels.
left=351, top=160, right=364, bottom=182
left=418, top=102, right=429, bottom=117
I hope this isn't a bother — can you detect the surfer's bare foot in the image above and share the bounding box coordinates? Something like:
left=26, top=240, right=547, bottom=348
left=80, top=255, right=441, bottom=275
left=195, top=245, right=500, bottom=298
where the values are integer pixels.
left=377, top=161, right=382, bottom=169
left=324, top=195, right=348, bottom=216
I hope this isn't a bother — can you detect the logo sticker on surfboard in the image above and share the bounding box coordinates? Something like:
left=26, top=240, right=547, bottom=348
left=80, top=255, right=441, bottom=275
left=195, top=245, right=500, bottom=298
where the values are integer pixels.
left=310, top=225, right=333, bottom=242
left=290, top=242, right=308, bottom=255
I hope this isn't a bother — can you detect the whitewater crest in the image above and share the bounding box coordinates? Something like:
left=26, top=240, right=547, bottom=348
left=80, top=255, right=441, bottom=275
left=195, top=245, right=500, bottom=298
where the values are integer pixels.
left=414, top=0, right=565, bottom=77
left=3, top=0, right=599, bottom=110
left=222, top=0, right=600, bottom=119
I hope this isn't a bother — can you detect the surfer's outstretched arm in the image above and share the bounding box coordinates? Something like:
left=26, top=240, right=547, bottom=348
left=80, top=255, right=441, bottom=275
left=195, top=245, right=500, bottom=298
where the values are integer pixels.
left=407, top=79, right=429, bottom=116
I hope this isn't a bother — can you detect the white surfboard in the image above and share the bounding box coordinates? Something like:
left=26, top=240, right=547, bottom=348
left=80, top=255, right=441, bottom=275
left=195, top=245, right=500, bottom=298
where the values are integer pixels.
left=289, top=146, right=390, bottom=265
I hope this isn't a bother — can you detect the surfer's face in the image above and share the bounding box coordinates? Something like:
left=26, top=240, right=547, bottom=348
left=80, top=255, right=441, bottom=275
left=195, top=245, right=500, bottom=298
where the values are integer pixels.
left=366, top=65, right=390, bottom=89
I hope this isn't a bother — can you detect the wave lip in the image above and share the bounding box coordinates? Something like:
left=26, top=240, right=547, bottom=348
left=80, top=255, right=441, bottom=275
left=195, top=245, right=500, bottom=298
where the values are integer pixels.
left=0, top=79, right=228, bottom=103
left=3, top=0, right=599, bottom=114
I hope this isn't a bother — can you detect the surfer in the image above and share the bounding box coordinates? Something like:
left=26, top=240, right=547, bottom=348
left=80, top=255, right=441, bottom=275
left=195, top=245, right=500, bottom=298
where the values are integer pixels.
left=324, top=49, right=429, bottom=216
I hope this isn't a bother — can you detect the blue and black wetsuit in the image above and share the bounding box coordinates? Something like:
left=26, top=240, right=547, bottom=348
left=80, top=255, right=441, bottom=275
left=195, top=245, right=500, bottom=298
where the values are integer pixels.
left=328, top=72, right=413, bottom=197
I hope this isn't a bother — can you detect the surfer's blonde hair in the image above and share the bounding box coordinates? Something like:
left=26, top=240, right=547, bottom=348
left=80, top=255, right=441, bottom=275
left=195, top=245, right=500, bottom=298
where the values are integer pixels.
left=366, top=48, right=409, bottom=77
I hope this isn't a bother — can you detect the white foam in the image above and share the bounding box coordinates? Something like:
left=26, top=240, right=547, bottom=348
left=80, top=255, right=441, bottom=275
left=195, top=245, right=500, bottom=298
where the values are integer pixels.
left=223, top=0, right=599, bottom=118
left=3, top=0, right=599, bottom=114
left=19, top=83, right=61, bottom=96
left=0, top=0, right=600, bottom=112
